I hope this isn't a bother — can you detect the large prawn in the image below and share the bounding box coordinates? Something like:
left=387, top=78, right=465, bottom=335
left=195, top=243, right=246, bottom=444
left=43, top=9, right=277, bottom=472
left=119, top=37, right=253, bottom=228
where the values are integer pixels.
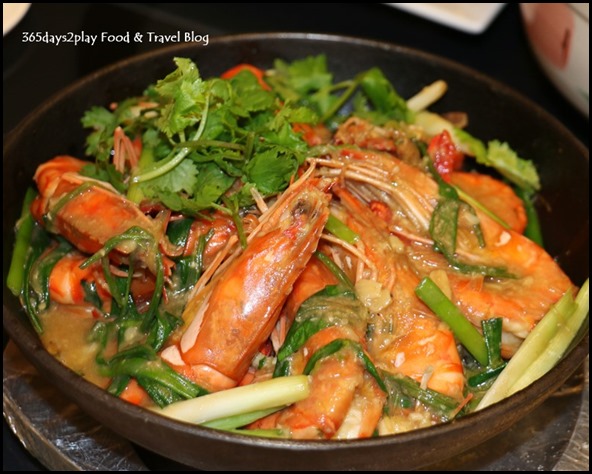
left=330, top=185, right=466, bottom=402
left=249, top=173, right=465, bottom=439
left=30, top=155, right=181, bottom=277
left=315, top=118, right=574, bottom=357
left=159, top=165, right=332, bottom=392
left=249, top=274, right=387, bottom=440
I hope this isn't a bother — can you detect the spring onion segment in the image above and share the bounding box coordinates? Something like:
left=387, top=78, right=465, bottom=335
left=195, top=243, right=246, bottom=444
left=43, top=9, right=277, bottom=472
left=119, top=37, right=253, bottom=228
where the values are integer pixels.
left=477, top=279, right=589, bottom=410
left=7, top=188, right=37, bottom=296
left=201, top=407, right=283, bottom=431
left=406, top=80, right=448, bottom=113
left=152, top=375, right=310, bottom=425
left=415, top=277, right=489, bottom=366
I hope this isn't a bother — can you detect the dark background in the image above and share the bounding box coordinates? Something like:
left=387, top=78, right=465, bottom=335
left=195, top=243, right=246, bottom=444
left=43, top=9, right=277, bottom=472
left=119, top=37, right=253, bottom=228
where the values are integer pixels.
left=3, top=3, right=588, bottom=470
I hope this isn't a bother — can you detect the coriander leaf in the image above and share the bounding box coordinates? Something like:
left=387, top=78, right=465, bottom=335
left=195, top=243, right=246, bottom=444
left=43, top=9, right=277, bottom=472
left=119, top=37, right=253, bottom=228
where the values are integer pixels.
left=82, top=98, right=155, bottom=164
left=201, top=106, right=237, bottom=141
left=139, top=158, right=198, bottom=195
left=154, top=57, right=208, bottom=138
left=310, top=87, right=342, bottom=120
left=274, top=103, right=319, bottom=126
left=263, top=120, right=308, bottom=157
left=79, top=163, right=126, bottom=193
left=154, top=57, right=202, bottom=98
left=192, top=162, right=236, bottom=204
left=148, top=161, right=235, bottom=215
left=142, top=128, right=173, bottom=161
left=227, top=70, right=275, bottom=116
left=245, top=148, right=298, bottom=195
left=81, top=106, right=117, bottom=162
left=271, top=55, right=333, bottom=98
left=156, top=192, right=195, bottom=214
left=231, top=182, right=257, bottom=208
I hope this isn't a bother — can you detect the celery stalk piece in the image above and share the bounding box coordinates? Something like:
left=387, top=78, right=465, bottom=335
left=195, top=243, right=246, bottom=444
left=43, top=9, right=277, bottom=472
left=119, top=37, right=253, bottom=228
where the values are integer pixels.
left=406, top=80, right=448, bottom=113
left=152, top=375, right=310, bottom=424
left=476, top=279, right=588, bottom=410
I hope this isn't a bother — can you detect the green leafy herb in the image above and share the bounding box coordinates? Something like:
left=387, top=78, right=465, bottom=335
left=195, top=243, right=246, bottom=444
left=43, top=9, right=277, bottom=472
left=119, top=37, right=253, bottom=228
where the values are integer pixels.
left=274, top=284, right=361, bottom=377
left=455, top=129, right=540, bottom=192
left=81, top=226, right=165, bottom=333
left=266, top=55, right=334, bottom=104
left=104, top=345, right=207, bottom=407
left=357, top=67, right=414, bottom=123
left=427, top=161, right=513, bottom=278
left=467, top=318, right=507, bottom=388
left=24, top=238, right=73, bottom=334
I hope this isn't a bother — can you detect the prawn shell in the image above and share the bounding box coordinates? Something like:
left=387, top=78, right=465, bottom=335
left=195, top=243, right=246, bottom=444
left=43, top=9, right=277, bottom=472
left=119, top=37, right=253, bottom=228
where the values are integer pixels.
left=181, top=182, right=331, bottom=386
left=31, top=155, right=177, bottom=275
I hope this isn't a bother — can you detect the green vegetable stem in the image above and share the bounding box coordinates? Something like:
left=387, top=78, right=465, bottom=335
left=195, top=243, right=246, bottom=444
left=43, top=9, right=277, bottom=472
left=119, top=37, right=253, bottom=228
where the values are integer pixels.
left=477, top=279, right=589, bottom=410
left=415, top=277, right=488, bottom=366
left=7, top=187, right=37, bottom=296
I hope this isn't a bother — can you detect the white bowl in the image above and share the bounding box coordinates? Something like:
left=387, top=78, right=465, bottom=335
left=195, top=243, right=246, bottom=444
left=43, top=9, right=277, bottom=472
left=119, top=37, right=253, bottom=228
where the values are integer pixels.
left=520, top=3, right=589, bottom=117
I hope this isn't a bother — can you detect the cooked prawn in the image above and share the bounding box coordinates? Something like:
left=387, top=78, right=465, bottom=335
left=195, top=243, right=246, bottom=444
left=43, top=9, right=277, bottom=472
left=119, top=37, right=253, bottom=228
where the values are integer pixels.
left=449, top=171, right=527, bottom=233
left=30, top=155, right=180, bottom=277
left=445, top=212, right=573, bottom=357
left=48, top=252, right=109, bottom=306
left=251, top=287, right=387, bottom=439
left=331, top=185, right=465, bottom=401
left=333, top=116, right=423, bottom=167
left=314, top=123, right=573, bottom=356
left=253, top=333, right=386, bottom=439
left=160, top=165, right=332, bottom=392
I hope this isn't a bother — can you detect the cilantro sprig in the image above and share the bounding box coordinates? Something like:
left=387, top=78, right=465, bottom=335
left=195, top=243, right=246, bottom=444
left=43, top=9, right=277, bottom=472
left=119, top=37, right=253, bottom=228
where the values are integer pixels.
left=81, top=58, right=319, bottom=215
left=80, top=55, right=417, bottom=216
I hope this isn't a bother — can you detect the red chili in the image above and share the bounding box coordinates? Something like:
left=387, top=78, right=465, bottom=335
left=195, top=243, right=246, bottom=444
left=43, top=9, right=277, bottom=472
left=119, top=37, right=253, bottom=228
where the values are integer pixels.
left=427, top=130, right=464, bottom=181
left=131, top=135, right=143, bottom=162
left=220, top=63, right=271, bottom=90
left=292, top=122, right=332, bottom=146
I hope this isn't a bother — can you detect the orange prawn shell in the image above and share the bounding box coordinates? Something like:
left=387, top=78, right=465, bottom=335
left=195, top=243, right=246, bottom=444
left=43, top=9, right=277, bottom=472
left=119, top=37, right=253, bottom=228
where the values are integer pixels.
left=30, top=155, right=86, bottom=223
left=48, top=253, right=106, bottom=306
left=328, top=176, right=466, bottom=402
left=178, top=175, right=332, bottom=389
left=31, top=155, right=179, bottom=276
left=449, top=171, right=527, bottom=234
left=252, top=325, right=386, bottom=439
